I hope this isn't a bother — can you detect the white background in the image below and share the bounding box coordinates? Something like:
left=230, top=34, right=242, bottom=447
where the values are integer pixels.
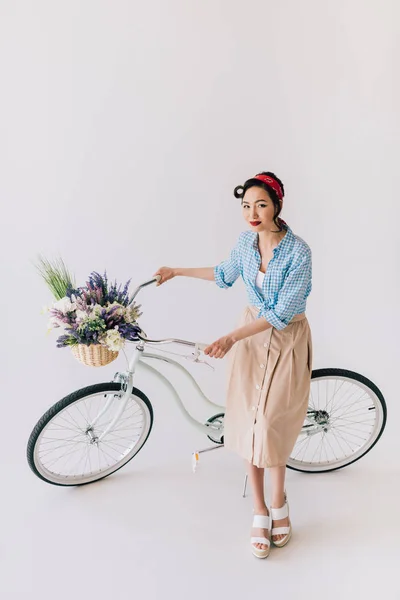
left=1, top=1, right=399, bottom=598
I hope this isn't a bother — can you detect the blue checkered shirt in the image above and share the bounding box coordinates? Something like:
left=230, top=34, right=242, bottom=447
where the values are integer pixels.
left=214, top=224, right=312, bottom=330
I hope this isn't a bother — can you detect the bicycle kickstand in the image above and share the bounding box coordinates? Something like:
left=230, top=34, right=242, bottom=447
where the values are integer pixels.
left=191, top=444, right=224, bottom=473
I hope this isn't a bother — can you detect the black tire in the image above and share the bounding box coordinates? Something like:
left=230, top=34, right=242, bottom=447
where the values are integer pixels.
left=287, top=368, right=387, bottom=473
left=27, top=382, right=153, bottom=486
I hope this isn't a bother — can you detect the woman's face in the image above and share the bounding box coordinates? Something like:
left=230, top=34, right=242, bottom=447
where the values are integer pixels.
left=242, top=186, right=277, bottom=232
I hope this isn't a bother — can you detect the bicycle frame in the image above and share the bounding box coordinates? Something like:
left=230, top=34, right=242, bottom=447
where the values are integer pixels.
left=90, top=276, right=225, bottom=442
left=90, top=344, right=225, bottom=442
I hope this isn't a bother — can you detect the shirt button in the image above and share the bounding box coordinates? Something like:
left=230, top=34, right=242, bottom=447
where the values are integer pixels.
left=255, top=384, right=260, bottom=390
left=260, top=364, right=265, bottom=368
left=252, top=406, right=256, bottom=411
left=263, top=343, right=268, bottom=348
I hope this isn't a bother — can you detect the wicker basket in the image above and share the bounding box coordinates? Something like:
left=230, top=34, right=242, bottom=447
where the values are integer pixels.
left=71, top=344, right=119, bottom=367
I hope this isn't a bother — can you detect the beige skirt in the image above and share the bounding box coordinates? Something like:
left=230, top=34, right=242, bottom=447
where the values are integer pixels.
left=224, top=306, right=313, bottom=468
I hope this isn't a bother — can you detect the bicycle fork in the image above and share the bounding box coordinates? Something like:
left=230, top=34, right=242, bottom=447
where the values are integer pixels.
left=85, top=348, right=142, bottom=443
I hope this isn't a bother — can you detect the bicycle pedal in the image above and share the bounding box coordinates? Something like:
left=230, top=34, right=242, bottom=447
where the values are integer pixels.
left=192, top=452, right=200, bottom=473
left=191, top=443, right=224, bottom=472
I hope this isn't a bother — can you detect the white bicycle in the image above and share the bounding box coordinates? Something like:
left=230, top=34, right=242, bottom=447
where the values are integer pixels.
left=27, top=277, right=387, bottom=486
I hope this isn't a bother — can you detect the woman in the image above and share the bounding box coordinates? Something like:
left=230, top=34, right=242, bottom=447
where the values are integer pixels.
left=154, top=171, right=312, bottom=559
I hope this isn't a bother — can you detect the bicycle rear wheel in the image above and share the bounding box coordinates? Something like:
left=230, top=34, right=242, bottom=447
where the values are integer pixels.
left=287, top=368, right=387, bottom=473
left=27, top=383, right=153, bottom=486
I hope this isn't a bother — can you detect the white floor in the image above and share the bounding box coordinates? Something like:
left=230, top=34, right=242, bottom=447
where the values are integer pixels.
left=3, top=407, right=400, bottom=600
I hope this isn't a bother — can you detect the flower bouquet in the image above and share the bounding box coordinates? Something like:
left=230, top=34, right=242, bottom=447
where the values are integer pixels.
left=37, top=257, right=142, bottom=366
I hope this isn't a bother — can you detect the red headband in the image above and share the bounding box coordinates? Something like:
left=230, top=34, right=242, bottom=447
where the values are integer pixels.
left=253, top=174, right=283, bottom=201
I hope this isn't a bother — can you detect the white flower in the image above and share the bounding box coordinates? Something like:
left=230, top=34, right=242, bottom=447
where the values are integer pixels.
left=46, top=315, right=62, bottom=335
left=53, top=297, right=76, bottom=314
left=75, top=309, right=87, bottom=322
left=47, top=315, right=61, bottom=330
left=88, top=307, right=101, bottom=320
left=80, top=305, right=102, bottom=321
left=103, top=329, right=124, bottom=352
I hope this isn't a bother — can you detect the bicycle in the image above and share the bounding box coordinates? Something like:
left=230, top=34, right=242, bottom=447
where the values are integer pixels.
left=27, top=276, right=387, bottom=486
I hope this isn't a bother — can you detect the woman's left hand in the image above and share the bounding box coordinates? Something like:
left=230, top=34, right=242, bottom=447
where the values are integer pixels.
left=203, top=335, right=236, bottom=359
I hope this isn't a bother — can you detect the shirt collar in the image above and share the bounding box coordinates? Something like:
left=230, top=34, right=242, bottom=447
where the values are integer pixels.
left=252, top=223, right=293, bottom=255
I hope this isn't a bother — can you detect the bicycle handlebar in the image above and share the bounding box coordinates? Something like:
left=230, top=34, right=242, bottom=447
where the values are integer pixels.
left=128, top=275, right=161, bottom=304
left=137, top=332, right=208, bottom=353
left=130, top=276, right=209, bottom=352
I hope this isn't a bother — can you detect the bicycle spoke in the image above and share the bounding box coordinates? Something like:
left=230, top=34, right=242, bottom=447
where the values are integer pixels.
left=33, top=389, right=151, bottom=484
left=292, top=434, right=313, bottom=460
left=288, top=374, right=383, bottom=469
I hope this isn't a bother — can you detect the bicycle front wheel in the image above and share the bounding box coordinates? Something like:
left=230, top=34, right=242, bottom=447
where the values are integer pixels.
left=27, top=383, right=153, bottom=486
left=287, top=368, right=387, bottom=473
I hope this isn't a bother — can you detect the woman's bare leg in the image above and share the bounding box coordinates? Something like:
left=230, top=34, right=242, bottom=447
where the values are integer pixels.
left=269, top=465, right=290, bottom=543
left=247, top=462, right=270, bottom=550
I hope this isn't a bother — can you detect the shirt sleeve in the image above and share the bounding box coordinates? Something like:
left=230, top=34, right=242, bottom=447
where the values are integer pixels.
left=259, top=248, right=312, bottom=330
left=214, top=236, right=241, bottom=289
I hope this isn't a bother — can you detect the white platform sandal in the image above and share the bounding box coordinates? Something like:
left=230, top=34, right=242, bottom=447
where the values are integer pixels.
left=251, top=513, right=271, bottom=559
left=271, top=496, right=292, bottom=547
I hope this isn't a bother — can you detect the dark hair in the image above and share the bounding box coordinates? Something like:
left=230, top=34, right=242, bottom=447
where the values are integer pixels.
left=234, top=171, right=285, bottom=232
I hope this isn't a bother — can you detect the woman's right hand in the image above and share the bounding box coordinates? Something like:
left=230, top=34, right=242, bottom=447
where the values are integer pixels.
left=153, top=267, right=176, bottom=286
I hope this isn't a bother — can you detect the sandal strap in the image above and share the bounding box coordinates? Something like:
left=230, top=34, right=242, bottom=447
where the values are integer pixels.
left=251, top=537, right=271, bottom=546
left=252, top=514, right=271, bottom=529
left=272, top=526, right=290, bottom=535
left=271, top=503, right=288, bottom=520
